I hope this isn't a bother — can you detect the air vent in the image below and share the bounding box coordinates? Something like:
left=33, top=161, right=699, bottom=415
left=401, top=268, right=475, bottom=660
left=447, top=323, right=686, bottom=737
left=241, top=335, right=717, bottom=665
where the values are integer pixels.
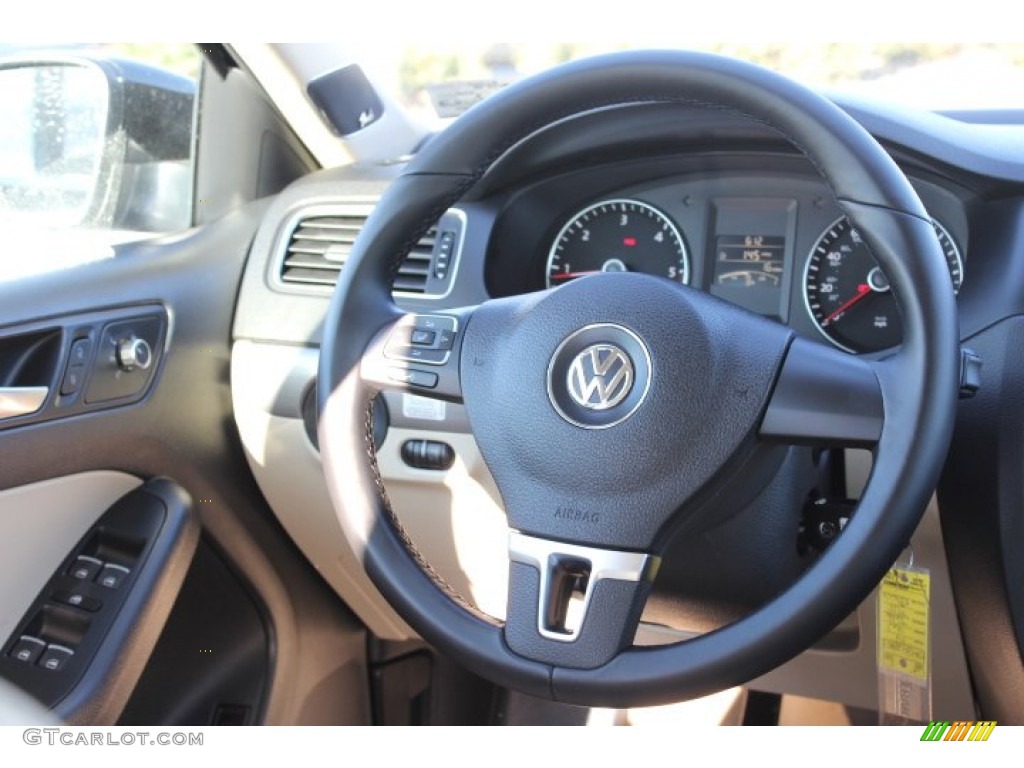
left=276, top=204, right=463, bottom=298
left=393, top=226, right=436, bottom=294
left=279, top=212, right=364, bottom=287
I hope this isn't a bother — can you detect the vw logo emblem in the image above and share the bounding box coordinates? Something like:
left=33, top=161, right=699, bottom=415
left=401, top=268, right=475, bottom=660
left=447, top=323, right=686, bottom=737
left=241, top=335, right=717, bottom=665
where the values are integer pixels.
left=547, top=323, right=651, bottom=429
left=566, top=344, right=634, bottom=410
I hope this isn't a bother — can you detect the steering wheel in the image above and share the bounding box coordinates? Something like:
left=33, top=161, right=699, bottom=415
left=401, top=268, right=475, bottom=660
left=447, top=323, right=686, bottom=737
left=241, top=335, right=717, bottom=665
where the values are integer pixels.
left=318, top=50, right=959, bottom=708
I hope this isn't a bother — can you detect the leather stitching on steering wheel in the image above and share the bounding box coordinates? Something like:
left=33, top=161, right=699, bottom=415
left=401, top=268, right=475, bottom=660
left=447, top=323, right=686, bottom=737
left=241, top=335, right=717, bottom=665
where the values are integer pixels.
left=362, top=394, right=498, bottom=624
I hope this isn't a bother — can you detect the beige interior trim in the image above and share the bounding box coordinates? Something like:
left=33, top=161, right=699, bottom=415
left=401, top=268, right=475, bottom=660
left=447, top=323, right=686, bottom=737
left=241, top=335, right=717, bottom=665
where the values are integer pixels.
left=0, top=471, right=142, bottom=646
left=233, top=339, right=976, bottom=716
left=231, top=340, right=411, bottom=639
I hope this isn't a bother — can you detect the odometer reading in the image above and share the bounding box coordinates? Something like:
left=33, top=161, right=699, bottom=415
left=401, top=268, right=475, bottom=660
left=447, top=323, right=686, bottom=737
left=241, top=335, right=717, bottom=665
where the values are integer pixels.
left=547, top=199, right=689, bottom=288
left=711, top=234, right=786, bottom=318
left=804, top=217, right=963, bottom=353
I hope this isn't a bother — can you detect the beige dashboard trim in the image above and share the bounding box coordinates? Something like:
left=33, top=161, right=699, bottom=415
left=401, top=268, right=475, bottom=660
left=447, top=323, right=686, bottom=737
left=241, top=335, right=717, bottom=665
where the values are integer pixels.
left=231, top=340, right=411, bottom=639
left=234, top=339, right=975, bottom=717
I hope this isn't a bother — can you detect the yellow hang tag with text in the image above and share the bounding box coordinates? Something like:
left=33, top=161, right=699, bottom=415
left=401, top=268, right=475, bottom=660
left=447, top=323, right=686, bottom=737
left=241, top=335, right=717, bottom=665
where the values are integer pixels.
left=878, top=566, right=930, bottom=680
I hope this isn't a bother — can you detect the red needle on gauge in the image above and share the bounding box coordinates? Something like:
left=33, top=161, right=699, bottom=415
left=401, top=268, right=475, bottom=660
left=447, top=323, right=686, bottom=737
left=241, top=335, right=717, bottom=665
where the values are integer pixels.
left=822, top=283, right=871, bottom=325
left=551, top=271, right=600, bottom=281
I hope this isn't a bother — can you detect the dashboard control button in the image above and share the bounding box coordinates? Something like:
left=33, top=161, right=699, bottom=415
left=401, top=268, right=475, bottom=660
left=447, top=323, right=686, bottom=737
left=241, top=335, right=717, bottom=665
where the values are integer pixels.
left=10, top=636, right=46, bottom=664
left=401, top=439, right=455, bottom=471
left=69, top=556, right=103, bottom=581
left=387, top=368, right=438, bottom=389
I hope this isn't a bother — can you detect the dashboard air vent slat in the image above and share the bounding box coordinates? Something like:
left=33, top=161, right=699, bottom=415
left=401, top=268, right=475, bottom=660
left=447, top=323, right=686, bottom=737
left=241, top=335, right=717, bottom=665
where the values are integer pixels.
left=277, top=209, right=460, bottom=297
left=393, top=227, right=437, bottom=294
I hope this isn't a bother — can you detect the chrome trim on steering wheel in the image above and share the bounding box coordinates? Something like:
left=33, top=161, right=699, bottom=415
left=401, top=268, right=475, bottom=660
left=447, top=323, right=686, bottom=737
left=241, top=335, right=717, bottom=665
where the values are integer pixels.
left=509, top=531, right=658, bottom=643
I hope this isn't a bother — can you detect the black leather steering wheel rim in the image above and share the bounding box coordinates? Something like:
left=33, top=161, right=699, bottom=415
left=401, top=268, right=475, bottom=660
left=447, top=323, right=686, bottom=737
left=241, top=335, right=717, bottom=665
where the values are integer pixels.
left=318, top=50, right=959, bottom=707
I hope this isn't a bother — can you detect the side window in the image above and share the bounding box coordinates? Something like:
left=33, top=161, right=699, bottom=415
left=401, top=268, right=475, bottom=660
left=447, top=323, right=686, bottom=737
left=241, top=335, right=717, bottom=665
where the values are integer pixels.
left=0, top=44, right=200, bottom=282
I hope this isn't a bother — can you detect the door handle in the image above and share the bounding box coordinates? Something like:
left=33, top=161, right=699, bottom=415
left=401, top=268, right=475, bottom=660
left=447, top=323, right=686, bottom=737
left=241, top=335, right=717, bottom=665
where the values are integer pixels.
left=0, top=387, right=48, bottom=419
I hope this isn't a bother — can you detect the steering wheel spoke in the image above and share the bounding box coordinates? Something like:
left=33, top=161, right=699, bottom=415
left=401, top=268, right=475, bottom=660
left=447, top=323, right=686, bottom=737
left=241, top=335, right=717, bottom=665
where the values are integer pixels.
left=760, top=337, right=883, bottom=448
left=505, top=531, right=658, bottom=669
left=360, top=307, right=474, bottom=402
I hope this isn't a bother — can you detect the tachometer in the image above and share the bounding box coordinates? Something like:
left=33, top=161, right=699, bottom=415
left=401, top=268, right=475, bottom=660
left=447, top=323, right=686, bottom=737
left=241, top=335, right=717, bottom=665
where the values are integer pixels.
left=803, top=217, right=963, bottom=353
left=546, top=199, right=689, bottom=288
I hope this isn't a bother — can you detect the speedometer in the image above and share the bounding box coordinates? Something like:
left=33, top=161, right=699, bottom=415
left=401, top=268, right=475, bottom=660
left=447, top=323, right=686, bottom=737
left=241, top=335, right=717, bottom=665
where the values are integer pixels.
left=546, top=199, right=689, bottom=288
left=803, top=217, right=963, bottom=353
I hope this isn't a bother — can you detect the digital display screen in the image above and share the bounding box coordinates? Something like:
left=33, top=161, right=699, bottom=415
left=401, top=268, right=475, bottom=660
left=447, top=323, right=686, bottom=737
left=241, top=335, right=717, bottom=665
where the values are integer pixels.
left=711, top=234, right=786, bottom=317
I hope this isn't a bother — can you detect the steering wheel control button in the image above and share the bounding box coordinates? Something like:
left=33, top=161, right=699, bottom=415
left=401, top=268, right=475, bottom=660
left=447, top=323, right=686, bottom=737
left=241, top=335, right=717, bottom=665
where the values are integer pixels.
left=410, top=329, right=435, bottom=346
left=69, top=555, right=103, bottom=581
left=9, top=636, right=46, bottom=664
left=436, top=329, right=456, bottom=350
left=401, top=439, right=456, bottom=471
left=547, top=323, right=652, bottom=429
left=116, top=337, right=153, bottom=371
left=37, top=645, right=74, bottom=672
left=387, top=367, right=438, bottom=389
left=407, top=348, right=448, bottom=364
left=385, top=315, right=458, bottom=366
left=95, top=563, right=130, bottom=589
left=52, top=590, right=102, bottom=612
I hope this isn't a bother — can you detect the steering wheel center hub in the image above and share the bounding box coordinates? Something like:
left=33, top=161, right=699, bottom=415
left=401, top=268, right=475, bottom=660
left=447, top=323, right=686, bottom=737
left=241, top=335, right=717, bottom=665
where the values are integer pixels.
left=547, top=322, right=651, bottom=428
left=460, top=271, right=793, bottom=550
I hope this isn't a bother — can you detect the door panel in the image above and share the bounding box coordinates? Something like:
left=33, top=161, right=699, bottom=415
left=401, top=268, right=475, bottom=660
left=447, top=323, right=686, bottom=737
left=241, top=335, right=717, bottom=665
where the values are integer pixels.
left=0, top=201, right=371, bottom=724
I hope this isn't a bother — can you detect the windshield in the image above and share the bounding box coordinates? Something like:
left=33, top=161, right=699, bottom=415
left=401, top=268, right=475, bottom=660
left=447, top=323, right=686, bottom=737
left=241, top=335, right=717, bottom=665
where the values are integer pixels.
left=352, top=42, right=1024, bottom=126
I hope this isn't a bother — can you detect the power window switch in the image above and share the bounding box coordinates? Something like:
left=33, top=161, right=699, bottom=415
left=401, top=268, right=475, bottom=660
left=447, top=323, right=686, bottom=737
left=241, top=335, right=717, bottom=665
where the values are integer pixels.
left=69, top=556, right=103, bottom=581
left=9, top=636, right=46, bottom=664
left=96, top=563, right=130, bottom=590
left=52, top=590, right=102, bottom=612
left=38, top=645, right=74, bottom=672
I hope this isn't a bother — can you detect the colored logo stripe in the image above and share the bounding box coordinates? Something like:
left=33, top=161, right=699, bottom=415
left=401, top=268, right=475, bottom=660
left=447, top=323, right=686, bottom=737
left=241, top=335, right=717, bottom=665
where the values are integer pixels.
left=920, top=721, right=996, bottom=742
left=968, top=722, right=997, bottom=741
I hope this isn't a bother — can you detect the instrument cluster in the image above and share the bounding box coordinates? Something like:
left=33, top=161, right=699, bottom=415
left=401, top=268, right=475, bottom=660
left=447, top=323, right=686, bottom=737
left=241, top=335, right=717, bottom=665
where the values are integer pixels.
left=498, top=166, right=967, bottom=355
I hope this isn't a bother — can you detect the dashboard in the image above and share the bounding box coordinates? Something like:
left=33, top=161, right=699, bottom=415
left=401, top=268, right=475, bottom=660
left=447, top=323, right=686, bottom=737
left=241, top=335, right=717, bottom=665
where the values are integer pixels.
left=483, top=153, right=970, bottom=355
left=229, top=97, right=1024, bottom=717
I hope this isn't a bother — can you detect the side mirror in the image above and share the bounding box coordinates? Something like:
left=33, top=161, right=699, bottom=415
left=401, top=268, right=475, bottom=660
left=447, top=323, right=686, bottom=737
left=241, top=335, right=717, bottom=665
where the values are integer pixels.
left=0, top=54, right=196, bottom=232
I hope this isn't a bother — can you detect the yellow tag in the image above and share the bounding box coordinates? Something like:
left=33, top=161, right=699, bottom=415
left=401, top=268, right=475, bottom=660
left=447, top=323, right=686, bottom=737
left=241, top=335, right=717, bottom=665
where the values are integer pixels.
left=878, top=567, right=930, bottom=681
